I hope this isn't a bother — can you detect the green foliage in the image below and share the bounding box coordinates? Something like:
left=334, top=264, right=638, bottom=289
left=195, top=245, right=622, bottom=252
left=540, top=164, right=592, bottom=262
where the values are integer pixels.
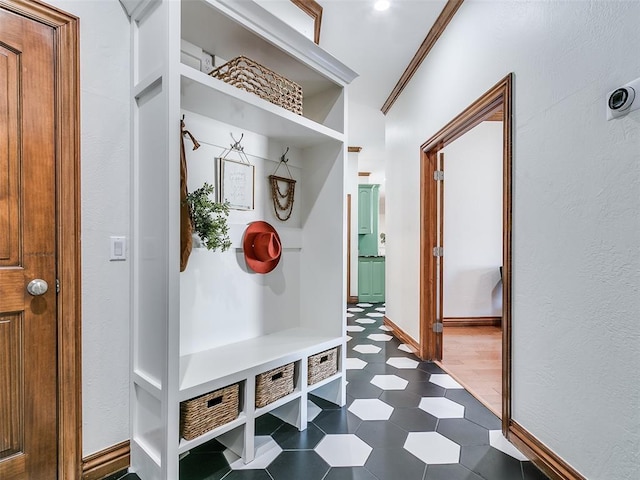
left=185, top=183, right=232, bottom=252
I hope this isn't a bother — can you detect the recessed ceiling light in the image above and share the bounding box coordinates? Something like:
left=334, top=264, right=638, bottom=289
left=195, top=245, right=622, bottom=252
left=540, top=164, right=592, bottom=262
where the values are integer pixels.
left=374, top=0, right=390, bottom=12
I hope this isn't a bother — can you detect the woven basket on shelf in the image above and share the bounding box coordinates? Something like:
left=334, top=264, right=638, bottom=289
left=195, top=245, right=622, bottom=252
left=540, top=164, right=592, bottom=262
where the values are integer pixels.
left=180, top=383, right=240, bottom=440
left=210, top=55, right=303, bottom=115
left=307, top=348, right=338, bottom=385
left=255, top=362, right=295, bottom=408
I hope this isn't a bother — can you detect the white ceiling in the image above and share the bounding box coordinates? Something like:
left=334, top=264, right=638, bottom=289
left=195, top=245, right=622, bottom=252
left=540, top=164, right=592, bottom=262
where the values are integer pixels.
left=318, top=0, right=448, bottom=179
left=319, top=0, right=446, bottom=107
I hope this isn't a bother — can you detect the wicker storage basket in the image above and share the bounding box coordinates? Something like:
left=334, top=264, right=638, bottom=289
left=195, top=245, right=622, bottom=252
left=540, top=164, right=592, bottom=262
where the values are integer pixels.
left=308, top=348, right=338, bottom=385
left=180, top=383, right=240, bottom=440
left=210, top=56, right=303, bottom=115
left=255, top=363, right=295, bottom=408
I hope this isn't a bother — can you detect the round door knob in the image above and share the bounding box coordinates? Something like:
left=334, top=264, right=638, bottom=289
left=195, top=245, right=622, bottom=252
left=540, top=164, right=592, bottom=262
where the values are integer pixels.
left=27, top=279, right=48, bottom=296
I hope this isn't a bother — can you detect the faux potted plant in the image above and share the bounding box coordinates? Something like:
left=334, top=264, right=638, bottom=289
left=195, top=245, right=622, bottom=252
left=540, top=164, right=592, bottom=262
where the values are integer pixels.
left=184, top=182, right=232, bottom=251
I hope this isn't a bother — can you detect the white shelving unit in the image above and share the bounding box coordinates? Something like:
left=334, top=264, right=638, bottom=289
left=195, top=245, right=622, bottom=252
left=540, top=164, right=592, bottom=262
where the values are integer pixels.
left=121, top=0, right=357, bottom=478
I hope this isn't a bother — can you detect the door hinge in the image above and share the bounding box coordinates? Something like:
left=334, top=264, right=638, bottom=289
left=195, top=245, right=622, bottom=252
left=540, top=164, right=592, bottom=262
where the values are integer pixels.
left=432, top=322, right=443, bottom=333
left=432, top=246, right=443, bottom=257
left=56, top=279, right=60, bottom=294
left=433, top=170, right=444, bottom=181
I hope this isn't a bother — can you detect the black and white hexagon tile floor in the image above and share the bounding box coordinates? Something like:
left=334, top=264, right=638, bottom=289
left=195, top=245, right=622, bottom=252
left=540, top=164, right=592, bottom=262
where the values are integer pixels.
left=116, top=303, right=550, bottom=480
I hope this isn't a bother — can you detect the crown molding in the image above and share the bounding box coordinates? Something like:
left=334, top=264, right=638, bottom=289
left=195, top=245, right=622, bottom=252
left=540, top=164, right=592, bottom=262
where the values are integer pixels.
left=290, top=0, right=322, bottom=44
left=381, top=0, right=464, bottom=114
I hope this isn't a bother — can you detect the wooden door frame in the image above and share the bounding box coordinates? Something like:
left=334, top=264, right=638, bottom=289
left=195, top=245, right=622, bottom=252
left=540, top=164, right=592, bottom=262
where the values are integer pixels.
left=1, top=0, right=82, bottom=477
left=419, top=73, right=513, bottom=432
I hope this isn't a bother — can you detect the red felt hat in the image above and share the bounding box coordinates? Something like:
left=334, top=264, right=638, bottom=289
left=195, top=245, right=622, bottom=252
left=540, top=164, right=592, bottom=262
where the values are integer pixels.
left=243, top=221, right=282, bottom=274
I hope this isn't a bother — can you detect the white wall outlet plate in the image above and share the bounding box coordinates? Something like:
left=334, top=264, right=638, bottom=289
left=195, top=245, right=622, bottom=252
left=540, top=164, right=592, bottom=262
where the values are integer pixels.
left=200, top=52, right=214, bottom=74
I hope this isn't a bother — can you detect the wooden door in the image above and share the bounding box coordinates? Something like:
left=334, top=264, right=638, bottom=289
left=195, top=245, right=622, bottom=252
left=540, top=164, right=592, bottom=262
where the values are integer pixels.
left=0, top=8, right=58, bottom=480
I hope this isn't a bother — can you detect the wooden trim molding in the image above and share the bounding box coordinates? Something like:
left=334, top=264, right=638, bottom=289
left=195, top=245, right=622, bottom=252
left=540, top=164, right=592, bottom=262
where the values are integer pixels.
left=419, top=74, right=513, bottom=434
left=486, top=109, right=504, bottom=121
left=508, top=421, right=586, bottom=480
left=348, top=296, right=359, bottom=304
left=419, top=148, right=439, bottom=361
left=501, top=74, right=514, bottom=434
left=290, top=0, right=322, bottom=44
left=56, top=11, right=82, bottom=480
left=348, top=146, right=362, bottom=153
left=0, top=0, right=75, bottom=23
left=384, top=316, right=421, bottom=357
left=443, top=317, right=502, bottom=327
left=82, top=441, right=130, bottom=480
left=1, top=2, right=82, bottom=478
left=358, top=171, right=371, bottom=177
left=381, top=0, right=465, bottom=114
left=421, top=75, right=512, bottom=153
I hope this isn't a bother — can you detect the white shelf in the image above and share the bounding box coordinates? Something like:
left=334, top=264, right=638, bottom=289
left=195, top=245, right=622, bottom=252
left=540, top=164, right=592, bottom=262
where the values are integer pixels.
left=181, top=0, right=357, bottom=91
left=308, top=372, right=343, bottom=393
left=180, top=64, right=344, bottom=148
left=254, top=390, right=303, bottom=418
left=133, top=436, right=161, bottom=468
left=177, top=413, right=247, bottom=455
left=179, top=328, right=341, bottom=400
left=133, top=370, right=162, bottom=399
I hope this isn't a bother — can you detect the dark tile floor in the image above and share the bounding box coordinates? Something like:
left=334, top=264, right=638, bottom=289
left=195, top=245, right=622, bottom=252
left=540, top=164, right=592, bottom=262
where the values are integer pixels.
left=120, top=303, right=549, bottom=480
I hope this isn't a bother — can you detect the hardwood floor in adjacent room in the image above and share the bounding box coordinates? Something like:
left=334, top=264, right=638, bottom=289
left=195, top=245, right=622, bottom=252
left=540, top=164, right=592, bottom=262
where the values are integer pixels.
left=439, top=326, right=502, bottom=416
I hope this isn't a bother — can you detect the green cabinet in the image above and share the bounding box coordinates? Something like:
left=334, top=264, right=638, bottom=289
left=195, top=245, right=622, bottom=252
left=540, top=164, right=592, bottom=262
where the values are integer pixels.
left=358, top=184, right=378, bottom=234
left=358, top=256, right=385, bottom=303
left=358, top=184, right=379, bottom=256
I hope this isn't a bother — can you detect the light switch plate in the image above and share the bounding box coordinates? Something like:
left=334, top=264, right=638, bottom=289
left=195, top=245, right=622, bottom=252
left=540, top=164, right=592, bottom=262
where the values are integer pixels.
left=110, top=236, right=127, bottom=261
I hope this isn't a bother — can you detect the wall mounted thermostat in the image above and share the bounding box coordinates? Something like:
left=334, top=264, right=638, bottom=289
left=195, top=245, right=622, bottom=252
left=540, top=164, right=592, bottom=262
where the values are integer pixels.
left=607, top=76, right=640, bottom=120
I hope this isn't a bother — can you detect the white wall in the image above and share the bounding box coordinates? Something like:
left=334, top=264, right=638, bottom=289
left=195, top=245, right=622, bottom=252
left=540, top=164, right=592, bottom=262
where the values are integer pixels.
left=46, top=0, right=132, bottom=457
left=385, top=1, right=640, bottom=478
left=443, top=121, right=502, bottom=318
left=347, top=151, right=359, bottom=297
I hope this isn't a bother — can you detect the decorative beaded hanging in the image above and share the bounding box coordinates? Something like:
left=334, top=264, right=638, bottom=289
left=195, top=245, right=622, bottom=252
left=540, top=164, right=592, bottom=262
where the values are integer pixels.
left=269, top=148, right=296, bottom=221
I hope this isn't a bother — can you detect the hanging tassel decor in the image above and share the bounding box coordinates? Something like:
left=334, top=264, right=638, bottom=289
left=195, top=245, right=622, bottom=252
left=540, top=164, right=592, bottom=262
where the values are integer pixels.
left=269, top=148, right=296, bottom=221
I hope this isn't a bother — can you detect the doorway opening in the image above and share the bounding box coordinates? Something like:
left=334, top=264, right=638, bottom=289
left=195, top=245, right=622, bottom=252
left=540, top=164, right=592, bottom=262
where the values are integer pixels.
left=419, top=74, right=513, bottom=431
left=438, top=118, right=504, bottom=416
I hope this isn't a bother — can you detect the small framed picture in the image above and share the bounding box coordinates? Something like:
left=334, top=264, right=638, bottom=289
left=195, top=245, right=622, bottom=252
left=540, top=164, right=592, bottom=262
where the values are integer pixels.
left=216, top=157, right=255, bottom=210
